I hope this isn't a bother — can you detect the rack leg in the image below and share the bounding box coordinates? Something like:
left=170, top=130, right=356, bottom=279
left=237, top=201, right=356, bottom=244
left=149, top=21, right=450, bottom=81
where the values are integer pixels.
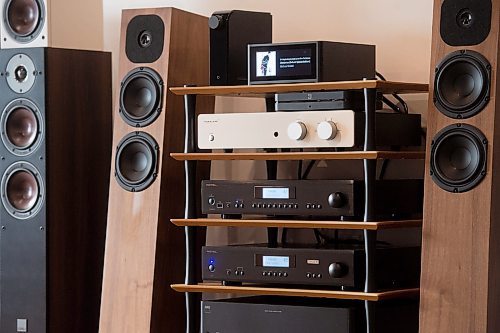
left=184, top=91, right=200, bottom=333
left=363, top=87, right=377, bottom=333
left=265, top=97, right=279, bottom=247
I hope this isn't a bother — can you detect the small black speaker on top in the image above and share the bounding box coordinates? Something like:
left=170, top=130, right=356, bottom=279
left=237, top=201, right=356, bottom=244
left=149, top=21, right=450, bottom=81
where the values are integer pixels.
left=209, top=10, right=272, bottom=86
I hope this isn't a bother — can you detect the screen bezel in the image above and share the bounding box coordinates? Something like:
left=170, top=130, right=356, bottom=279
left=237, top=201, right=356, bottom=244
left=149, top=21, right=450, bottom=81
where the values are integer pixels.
left=248, top=42, right=319, bottom=84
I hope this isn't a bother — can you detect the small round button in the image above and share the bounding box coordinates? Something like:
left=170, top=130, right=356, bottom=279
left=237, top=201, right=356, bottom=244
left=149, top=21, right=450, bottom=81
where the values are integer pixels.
left=311, top=204, right=316, bottom=209
left=273, top=272, right=278, bottom=277
left=208, top=134, right=215, bottom=142
left=317, top=121, right=338, bottom=140
left=306, top=273, right=312, bottom=278
left=283, top=272, right=288, bottom=277
left=272, top=204, right=277, bottom=208
left=262, top=272, right=267, bottom=276
left=240, top=271, right=245, bottom=276
left=208, top=264, right=215, bottom=272
left=252, top=203, right=257, bottom=208
left=317, top=204, right=322, bottom=209
left=287, top=121, right=308, bottom=141
left=306, top=204, right=311, bottom=209
left=208, top=197, right=215, bottom=206
left=235, top=271, right=240, bottom=276
left=317, top=273, right=322, bottom=278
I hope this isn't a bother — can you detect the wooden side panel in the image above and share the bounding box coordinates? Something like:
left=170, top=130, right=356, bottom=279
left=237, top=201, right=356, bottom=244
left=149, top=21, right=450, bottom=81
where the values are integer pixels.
left=99, top=7, right=213, bottom=333
left=420, top=1, right=500, bottom=332
left=46, top=48, right=112, bottom=333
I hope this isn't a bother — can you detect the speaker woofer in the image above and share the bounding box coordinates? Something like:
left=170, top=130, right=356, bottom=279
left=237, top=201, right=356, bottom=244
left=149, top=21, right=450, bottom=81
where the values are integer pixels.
left=115, top=132, right=158, bottom=192
left=4, top=0, right=45, bottom=42
left=434, top=50, right=491, bottom=119
left=1, top=99, right=43, bottom=156
left=119, top=67, right=163, bottom=127
left=431, top=124, right=487, bottom=193
left=1, top=162, right=44, bottom=219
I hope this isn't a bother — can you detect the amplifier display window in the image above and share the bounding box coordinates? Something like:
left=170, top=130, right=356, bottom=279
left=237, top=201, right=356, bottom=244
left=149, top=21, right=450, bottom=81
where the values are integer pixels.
left=254, top=186, right=296, bottom=199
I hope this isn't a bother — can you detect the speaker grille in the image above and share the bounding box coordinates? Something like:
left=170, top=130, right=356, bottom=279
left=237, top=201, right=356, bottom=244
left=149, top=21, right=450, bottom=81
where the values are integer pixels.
left=119, top=67, right=163, bottom=127
left=115, top=132, right=158, bottom=192
left=431, top=124, right=487, bottom=193
left=3, top=0, right=45, bottom=43
left=1, top=99, right=43, bottom=156
left=434, top=50, right=491, bottom=119
left=1, top=162, right=44, bottom=219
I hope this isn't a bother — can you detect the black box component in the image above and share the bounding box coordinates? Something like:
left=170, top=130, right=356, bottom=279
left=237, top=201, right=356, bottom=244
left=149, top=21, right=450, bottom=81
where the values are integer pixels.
left=202, top=179, right=423, bottom=218
left=202, top=243, right=421, bottom=289
left=202, top=296, right=419, bottom=333
left=275, top=90, right=383, bottom=111
left=209, top=10, right=272, bottom=86
left=248, top=41, right=375, bottom=85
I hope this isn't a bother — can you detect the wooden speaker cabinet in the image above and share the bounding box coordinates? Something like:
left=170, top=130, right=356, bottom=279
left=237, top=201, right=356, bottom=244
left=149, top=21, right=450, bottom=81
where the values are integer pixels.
left=99, top=7, right=213, bottom=333
left=420, top=0, right=500, bottom=332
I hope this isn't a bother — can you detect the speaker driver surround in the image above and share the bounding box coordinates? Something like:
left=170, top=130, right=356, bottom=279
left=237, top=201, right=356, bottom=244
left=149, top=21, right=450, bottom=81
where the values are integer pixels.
left=430, top=123, right=487, bottom=193
left=115, top=131, right=159, bottom=192
left=119, top=67, right=163, bottom=127
left=1, top=98, right=43, bottom=156
left=434, top=50, right=491, bottom=119
left=4, top=0, right=45, bottom=42
left=1, top=161, right=44, bottom=219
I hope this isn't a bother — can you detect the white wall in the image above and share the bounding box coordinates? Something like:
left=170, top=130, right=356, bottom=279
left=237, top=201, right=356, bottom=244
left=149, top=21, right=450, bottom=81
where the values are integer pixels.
left=102, top=0, right=433, bottom=244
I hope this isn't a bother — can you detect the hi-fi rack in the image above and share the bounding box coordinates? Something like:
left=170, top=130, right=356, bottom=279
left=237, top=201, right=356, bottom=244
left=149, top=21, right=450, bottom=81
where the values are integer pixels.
left=169, top=80, right=428, bottom=333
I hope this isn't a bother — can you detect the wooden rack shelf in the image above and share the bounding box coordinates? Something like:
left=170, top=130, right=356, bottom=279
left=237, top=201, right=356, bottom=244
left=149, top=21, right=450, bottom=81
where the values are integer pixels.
left=171, top=218, right=422, bottom=230
left=171, top=283, right=420, bottom=302
left=170, top=80, right=429, bottom=97
left=171, top=151, right=425, bottom=161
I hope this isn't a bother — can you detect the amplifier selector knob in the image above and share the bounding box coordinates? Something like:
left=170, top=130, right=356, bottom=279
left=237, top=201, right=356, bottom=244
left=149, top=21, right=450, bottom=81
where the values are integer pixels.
left=317, top=121, right=338, bottom=140
left=328, top=263, right=347, bottom=278
left=328, top=192, right=346, bottom=208
left=287, top=121, right=307, bottom=141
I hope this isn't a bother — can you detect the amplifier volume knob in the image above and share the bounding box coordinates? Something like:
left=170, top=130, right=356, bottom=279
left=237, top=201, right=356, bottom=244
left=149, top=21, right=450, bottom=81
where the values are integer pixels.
left=328, top=192, right=345, bottom=208
left=287, top=121, right=307, bottom=141
left=317, top=121, right=338, bottom=140
left=328, top=263, right=347, bottom=278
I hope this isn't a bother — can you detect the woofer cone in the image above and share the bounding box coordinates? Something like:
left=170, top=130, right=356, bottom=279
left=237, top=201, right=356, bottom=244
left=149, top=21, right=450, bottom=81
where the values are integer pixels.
left=434, top=50, right=491, bottom=119
left=115, top=132, right=158, bottom=192
left=119, top=67, right=163, bottom=127
left=1, top=162, right=44, bottom=219
left=4, top=0, right=45, bottom=42
left=1, top=99, right=43, bottom=156
left=431, top=124, right=487, bottom=193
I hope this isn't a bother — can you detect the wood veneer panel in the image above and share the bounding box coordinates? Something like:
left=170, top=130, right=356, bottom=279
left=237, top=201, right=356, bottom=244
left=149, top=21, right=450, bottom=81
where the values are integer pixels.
left=171, top=218, right=422, bottom=230
left=99, top=8, right=213, bottom=333
left=170, top=151, right=425, bottom=161
left=420, top=1, right=500, bottom=332
left=170, top=284, right=420, bottom=302
left=170, top=80, right=429, bottom=97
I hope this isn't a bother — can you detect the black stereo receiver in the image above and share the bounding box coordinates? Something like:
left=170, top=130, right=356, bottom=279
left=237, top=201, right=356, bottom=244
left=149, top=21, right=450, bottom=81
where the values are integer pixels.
left=248, top=41, right=375, bottom=84
left=275, top=90, right=383, bottom=111
left=202, top=297, right=419, bottom=333
left=201, top=179, right=423, bottom=218
left=202, top=244, right=421, bottom=289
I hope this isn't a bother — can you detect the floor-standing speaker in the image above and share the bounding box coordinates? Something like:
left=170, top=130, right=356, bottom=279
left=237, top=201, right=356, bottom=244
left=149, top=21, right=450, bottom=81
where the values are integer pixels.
left=99, top=8, right=212, bottom=333
left=0, top=47, right=112, bottom=333
left=420, top=0, right=500, bottom=332
left=0, top=0, right=103, bottom=49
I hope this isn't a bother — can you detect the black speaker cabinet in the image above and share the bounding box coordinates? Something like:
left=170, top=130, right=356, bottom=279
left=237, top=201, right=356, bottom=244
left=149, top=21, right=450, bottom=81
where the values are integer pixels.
left=209, top=10, right=272, bottom=85
left=420, top=0, right=500, bottom=332
left=0, top=47, right=112, bottom=333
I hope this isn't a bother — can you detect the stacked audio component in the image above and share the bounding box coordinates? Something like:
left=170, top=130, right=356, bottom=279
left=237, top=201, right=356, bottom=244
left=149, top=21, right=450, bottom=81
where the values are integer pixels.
left=420, top=0, right=500, bottom=332
left=99, top=8, right=213, bottom=333
left=0, top=37, right=112, bottom=333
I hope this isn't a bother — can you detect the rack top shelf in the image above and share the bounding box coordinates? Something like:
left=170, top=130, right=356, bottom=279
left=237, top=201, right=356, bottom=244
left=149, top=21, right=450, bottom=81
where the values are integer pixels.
left=171, top=218, right=422, bottom=230
left=170, top=151, right=425, bottom=161
left=171, top=283, right=420, bottom=302
left=170, top=80, right=428, bottom=97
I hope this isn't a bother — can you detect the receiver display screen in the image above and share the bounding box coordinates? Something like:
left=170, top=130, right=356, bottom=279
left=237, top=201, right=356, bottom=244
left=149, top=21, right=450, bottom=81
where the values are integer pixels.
left=249, top=42, right=318, bottom=84
left=262, top=256, right=290, bottom=268
left=261, top=187, right=290, bottom=199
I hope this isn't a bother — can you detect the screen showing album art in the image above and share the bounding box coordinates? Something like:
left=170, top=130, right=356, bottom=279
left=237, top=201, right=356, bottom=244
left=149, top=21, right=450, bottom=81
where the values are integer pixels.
left=249, top=43, right=318, bottom=84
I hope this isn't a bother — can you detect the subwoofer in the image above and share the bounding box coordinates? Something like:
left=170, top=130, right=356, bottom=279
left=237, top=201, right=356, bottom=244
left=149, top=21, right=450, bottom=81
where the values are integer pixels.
left=99, top=8, right=213, bottom=333
left=420, top=0, right=500, bottom=332
left=0, top=47, right=112, bottom=333
left=0, top=0, right=103, bottom=49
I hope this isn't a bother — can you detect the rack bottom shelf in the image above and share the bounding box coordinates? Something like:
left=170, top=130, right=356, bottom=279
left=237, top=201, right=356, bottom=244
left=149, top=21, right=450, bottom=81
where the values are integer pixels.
left=171, top=283, right=419, bottom=302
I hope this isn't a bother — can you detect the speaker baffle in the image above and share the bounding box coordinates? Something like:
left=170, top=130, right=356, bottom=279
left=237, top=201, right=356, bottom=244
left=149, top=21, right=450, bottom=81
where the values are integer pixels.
left=430, top=124, right=487, bottom=193
left=434, top=50, right=491, bottom=119
left=115, top=132, right=159, bottom=192
left=1, top=99, right=43, bottom=156
left=1, top=162, right=44, bottom=219
left=4, top=0, right=45, bottom=42
left=119, top=67, right=163, bottom=128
